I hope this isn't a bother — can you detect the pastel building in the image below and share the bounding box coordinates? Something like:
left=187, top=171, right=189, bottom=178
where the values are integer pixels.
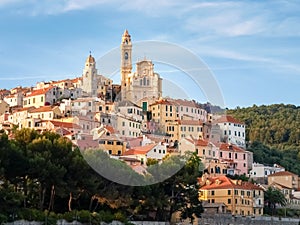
left=199, top=175, right=264, bottom=216
left=214, top=115, right=246, bottom=148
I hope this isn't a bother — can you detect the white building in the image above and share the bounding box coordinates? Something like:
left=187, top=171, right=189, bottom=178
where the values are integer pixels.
left=4, top=92, right=23, bottom=107
left=116, top=100, right=143, bottom=122
left=23, top=86, right=58, bottom=108
left=249, top=163, right=285, bottom=180
left=214, top=115, right=246, bottom=148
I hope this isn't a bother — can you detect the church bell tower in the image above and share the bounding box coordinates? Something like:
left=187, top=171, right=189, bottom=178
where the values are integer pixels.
left=120, top=29, right=132, bottom=100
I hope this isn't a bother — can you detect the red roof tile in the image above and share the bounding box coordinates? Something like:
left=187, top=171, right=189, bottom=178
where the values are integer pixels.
left=26, top=86, right=53, bottom=97
left=29, top=106, right=55, bottom=113
left=123, top=144, right=156, bottom=155
left=218, top=143, right=245, bottom=152
left=200, top=175, right=263, bottom=191
left=268, top=171, right=297, bottom=177
left=214, top=115, right=244, bottom=125
left=49, top=120, right=81, bottom=129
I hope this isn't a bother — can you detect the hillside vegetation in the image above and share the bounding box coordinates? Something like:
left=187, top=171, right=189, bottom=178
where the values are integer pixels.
left=227, top=104, right=300, bottom=150
left=227, top=104, right=300, bottom=175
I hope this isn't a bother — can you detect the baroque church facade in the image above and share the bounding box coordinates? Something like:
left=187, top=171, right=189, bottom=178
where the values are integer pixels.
left=81, top=30, right=162, bottom=110
left=120, top=30, right=162, bottom=110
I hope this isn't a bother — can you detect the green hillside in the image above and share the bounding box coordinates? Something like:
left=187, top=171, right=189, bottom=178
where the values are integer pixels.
left=227, top=104, right=300, bottom=150
left=227, top=104, right=300, bottom=175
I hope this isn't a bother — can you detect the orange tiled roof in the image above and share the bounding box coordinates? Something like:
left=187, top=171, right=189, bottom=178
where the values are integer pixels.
left=178, top=120, right=204, bottom=126
left=49, top=120, right=81, bottom=129
left=13, top=106, right=36, bottom=113
left=185, top=138, right=209, bottom=146
left=200, top=175, right=262, bottom=191
left=214, top=115, right=244, bottom=125
left=123, top=144, right=157, bottom=156
left=29, top=106, right=55, bottom=113
left=26, top=86, right=53, bottom=97
left=218, top=143, right=245, bottom=152
left=268, top=171, right=297, bottom=177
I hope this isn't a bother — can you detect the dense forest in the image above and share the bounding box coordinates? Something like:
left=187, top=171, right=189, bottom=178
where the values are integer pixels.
left=227, top=104, right=300, bottom=175
left=0, top=128, right=203, bottom=223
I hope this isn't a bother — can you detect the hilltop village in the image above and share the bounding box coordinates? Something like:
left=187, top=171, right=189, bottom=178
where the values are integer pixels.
left=1, top=30, right=300, bottom=218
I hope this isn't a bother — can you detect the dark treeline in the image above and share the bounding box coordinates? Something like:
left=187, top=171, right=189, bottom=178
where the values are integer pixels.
left=228, top=104, right=300, bottom=175
left=0, top=128, right=203, bottom=223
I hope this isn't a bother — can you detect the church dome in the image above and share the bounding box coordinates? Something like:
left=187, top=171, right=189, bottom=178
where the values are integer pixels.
left=86, top=54, right=95, bottom=63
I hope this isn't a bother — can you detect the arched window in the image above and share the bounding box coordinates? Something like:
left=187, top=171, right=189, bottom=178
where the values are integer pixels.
left=124, top=52, right=128, bottom=60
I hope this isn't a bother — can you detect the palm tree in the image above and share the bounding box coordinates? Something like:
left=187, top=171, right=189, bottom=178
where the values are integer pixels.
left=264, top=187, right=287, bottom=215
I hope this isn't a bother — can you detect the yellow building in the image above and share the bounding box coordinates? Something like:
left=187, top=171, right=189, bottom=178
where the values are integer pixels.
left=98, top=128, right=127, bottom=156
left=199, top=175, right=264, bottom=216
left=268, top=171, right=299, bottom=190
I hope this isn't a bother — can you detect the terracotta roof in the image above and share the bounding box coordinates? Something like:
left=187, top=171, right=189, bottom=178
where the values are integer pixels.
left=29, top=106, right=55, bottom=113
left=49, top=120, right=81, bottom=129
left=200, top=175, right=263, bottom=191
left=214, top=115, right=244, bottom=125
left=105, top=125, right=115, bottom=134
left=185, top=138, right=209, bottom=146
left=150, top=99, right=173, bottom=106
left=13, top=106, right=36, bottom=113
left=70, top=77, right=82, bottom=83
left=123, top=144, right=157, bottom=156
left=218, top=143, right=245, bottom=153
left=26, top=86, right=53, bottom=97
left=268, top=171, right=297, bottom=177
left=178, top=120, right=203, bottom=126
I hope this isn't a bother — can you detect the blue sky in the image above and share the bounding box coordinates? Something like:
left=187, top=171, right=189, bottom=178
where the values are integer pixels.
left=0, top=0, right=299, bottom=108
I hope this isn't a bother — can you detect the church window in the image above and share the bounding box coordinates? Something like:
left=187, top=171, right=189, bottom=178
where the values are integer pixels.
left=147, top=79, right=149, bottom=86
left=140, top=79, right=142, bottom=86
left=125, top=52, right=128, bottom=60
left=143, top=77, right=146, bottom=86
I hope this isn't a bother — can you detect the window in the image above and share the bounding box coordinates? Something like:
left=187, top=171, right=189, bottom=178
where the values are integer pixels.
left=211, top=191, right=215, bottom=196
left=211, top=199, right=215, bottom=203
left=228, top=199, right=231, bottom=204
left=116, top=141, right=122, bottom=145
left=235, top=199, right=238, bottom=204
left=154, top=149, right=156, bottom=152
left=128, top=108, right=133, bottom=114
left=99, top=140, right=105, bottom=144
left=224, top=130, right=227, bottom=135
left=220, top=152, right=223, bottom=157
left=118, top=150, right=122, bottom=155
left=228, top=190, right=231, bottom=195
left=159, top=150, right=161, bottom=154
left=107, top=141, right=113, bottom=145
left=122, top=121, right=125, bottom=126
left=243, top=154, right=246, bottom=160
left=234, top=190, right=238, bottom=195
left=235, top=153, right=238, bottom=159
left=229, top=152, right=232, bottom=158
left=203, top=149, right=205, bottom=155
left=108, top=150, right=112, bottom=155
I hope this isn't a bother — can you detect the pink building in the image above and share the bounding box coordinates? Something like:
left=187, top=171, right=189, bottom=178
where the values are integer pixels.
left=217, top=143, right=253, bottom=175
